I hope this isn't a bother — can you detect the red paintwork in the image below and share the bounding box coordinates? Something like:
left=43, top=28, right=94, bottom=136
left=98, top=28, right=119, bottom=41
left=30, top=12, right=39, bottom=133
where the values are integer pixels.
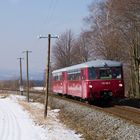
left=52, top=80, right=64, bottom=94
left=52, top=62, right=124, bottom=100
left=86, top=80, right=124, bottom=99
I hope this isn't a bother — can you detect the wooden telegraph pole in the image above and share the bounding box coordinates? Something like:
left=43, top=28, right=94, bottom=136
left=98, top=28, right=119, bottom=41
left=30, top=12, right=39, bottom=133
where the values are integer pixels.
left=38, top=34, right=58, bottom=118
left=23, top=50, right=32, bottom=102
left=17, top=57, right=24, bottom=95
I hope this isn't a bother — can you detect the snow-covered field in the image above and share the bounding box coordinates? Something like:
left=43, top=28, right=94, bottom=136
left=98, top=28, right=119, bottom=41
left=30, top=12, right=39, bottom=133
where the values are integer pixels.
left=0, top=94, right=83, bottom=140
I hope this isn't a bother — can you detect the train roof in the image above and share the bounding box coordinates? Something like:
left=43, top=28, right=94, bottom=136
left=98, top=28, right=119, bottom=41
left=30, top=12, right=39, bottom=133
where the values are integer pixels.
left=52, top=59, right=122, bottom=74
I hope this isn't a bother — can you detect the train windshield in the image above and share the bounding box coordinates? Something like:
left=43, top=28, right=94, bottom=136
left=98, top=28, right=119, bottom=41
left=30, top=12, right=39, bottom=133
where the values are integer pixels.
left=99, top=67, right=122, bottom=79
left=88, top=67, right=122, bottom=80
left=99, top=68, right=112, bottom=79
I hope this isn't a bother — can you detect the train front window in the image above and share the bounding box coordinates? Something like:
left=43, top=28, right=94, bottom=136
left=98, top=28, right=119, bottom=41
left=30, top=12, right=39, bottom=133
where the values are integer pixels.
left=99, top=68, right=112, bottom=79
left=112, top=67, right=122, bottom=79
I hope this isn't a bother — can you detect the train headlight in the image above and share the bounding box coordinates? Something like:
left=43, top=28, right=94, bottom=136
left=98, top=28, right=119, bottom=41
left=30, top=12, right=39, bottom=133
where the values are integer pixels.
left=89, top=85, right=93, bottom=88
left=119, top=83, right=123, bottom=87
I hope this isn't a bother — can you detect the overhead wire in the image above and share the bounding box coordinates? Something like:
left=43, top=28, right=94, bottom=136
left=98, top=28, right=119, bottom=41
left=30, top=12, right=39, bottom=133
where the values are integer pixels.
left=45, top=0, right=58, bottom=27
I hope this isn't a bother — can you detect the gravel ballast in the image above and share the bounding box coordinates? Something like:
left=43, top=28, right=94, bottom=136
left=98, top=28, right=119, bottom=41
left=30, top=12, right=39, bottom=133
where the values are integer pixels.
left=49, top=96, right=140, bottom=140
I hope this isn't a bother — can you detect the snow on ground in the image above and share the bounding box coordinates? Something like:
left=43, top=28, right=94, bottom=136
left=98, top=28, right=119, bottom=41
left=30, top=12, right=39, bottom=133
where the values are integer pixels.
left=0, top=94, right=83, bottom=140
left=31, top=87, right=45, bottom=91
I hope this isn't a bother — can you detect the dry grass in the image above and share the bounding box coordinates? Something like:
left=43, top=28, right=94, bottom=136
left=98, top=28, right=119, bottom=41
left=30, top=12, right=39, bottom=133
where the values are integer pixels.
left=18, top=100, right=57, bottom=126
left=59, top=110, right=98, bottom=140
left=48, top=97, right=107, bottom=140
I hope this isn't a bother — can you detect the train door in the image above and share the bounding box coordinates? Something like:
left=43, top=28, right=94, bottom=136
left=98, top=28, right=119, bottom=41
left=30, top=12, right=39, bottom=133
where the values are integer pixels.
left=81, top=68, right=87, bottom=99
left=62, top=72, right=67, bottom=94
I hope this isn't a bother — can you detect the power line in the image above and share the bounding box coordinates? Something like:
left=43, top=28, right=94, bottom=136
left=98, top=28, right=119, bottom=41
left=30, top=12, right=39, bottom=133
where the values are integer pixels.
left=45, top=0, right=58, bottom=27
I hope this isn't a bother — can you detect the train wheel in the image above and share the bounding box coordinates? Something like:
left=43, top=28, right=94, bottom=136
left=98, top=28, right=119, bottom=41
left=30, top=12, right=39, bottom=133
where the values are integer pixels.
left=80, top=98, right=85, bottom=102
left=88, top=98, right=94, bottom=104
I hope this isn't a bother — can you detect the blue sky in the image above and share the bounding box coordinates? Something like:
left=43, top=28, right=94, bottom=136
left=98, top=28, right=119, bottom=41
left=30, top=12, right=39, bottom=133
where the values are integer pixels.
left=0, top=0, right=93, bottom=79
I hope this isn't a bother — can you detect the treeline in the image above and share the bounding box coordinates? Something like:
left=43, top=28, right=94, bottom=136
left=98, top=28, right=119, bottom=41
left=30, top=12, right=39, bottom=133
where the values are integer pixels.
left=52, top=0, right=140, bottom=98
left=0, top=80, right=44, bottom=90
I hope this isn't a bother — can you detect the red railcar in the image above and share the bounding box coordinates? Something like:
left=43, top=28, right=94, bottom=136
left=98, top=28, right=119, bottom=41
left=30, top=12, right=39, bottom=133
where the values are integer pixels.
left=52, top=60, right=124, bottom=101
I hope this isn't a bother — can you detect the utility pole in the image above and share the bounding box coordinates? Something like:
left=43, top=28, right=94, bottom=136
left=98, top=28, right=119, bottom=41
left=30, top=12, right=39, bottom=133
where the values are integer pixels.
left=23, top=50, right=32, bottom=102
left=17, top=57, right=24, bottom=95
left=38, top=34, right=58, bottom=118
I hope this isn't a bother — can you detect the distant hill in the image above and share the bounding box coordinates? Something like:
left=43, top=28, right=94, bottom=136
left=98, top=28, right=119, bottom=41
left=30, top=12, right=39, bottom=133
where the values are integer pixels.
left=32, top=80, right=44, bottom=87
left=0, top=70, right=44, bottom=81
left=0, top=70, right=18, bottom=80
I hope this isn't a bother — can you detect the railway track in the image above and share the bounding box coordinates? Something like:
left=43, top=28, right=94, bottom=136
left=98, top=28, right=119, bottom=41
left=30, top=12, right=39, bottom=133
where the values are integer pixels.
left=1, top=89, right=140, bottom=125
left=103, top=105, right=140, bottom=124
left=27, top=91, right=140, bottom=125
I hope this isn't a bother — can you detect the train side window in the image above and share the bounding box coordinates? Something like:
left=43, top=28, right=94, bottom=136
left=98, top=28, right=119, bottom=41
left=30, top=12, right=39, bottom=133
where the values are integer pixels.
left=88, top=67, right=96, bottom=80
left=53, top=73, right=62, bottom=81
left=68, top=74, right=72, bottom=80
left=112, top=67, right=122, bottom=79
left=62, top=72, right=65, bottom=80
left=52, top=76, right=55, bottom=80
left=68, top=69, right=81, bottom=80
left=68, top=73, right=80, bottom=80
left=53, top=75, right=57, bottom=81
left=81, top=69, right=85, bottom=80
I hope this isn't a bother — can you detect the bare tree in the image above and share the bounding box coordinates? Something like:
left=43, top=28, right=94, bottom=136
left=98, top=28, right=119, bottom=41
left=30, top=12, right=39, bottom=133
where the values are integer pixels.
left=107, top=0, right=140, bottom=97
left=52, top=30, right=75, bottom=69
left=85, top=1, right=127, bottom=61
left=73, top=31, right=95, bottom=62
left=0, top=79, right=19, bottom=90
left=52, top=29, right=95, bottom=69
left=85, top=0, right=140, bottom=98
